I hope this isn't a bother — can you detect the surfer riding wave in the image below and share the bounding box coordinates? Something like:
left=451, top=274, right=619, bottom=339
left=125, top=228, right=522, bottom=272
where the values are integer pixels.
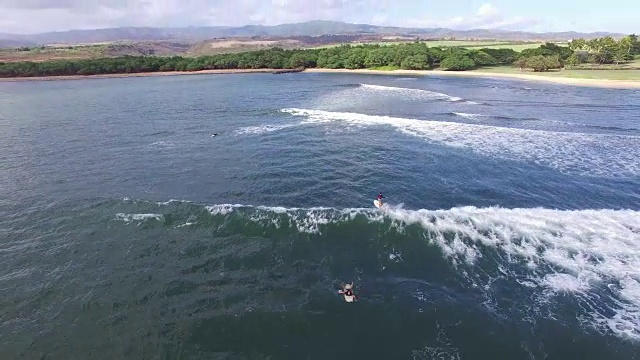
left=374, top=192, right=385, bottom=208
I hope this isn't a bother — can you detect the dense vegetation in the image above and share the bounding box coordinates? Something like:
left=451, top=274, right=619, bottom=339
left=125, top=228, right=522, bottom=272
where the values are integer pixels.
left=0, top=35, right=637, bottom=78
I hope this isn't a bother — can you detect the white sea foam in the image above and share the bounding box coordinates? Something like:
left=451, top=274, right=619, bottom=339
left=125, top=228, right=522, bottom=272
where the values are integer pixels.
left=204, top=203, right=640, bottom=340
left=149, top=141, right=175, bottom=148
left=234, top=124, right=296, bottom=135
left=175, top=222, right=196, bottom=228
left=452, top=112, right=486, bottom=121
left=156, top=199, right=193, bottom=206
left=385, top=206, right=640, bottom=340
left=206, top=204, right=244, bottom=215
left=280, top=108, right=640, bottom=178
left=114, top=213, right=164, bottom=223
left=206, top=204, right=340, bottom=233
left=360, top=84, right=465, bottom=102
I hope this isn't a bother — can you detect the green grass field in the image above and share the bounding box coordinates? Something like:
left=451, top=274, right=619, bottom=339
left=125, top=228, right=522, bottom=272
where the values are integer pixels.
left=472, top=66, right=640, bottom=81
left=0, top=42, right=193, bottom=62
left=315, top=40, right=546, bottom=50
left=468, top=43, right=545, bottom=51
left=422, top=41, right=546, bottom=50
left=365, top=64, right=640, bottom=81
left=0, top=44, right=109, bottom=61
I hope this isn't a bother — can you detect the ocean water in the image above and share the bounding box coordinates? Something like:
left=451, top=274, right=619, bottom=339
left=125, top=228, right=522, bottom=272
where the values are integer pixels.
left=1, top=72, right=639, bottom=360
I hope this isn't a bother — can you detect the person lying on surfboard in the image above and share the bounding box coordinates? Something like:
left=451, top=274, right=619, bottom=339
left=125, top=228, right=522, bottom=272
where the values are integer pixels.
left=339, top=283, right=357, bottom=302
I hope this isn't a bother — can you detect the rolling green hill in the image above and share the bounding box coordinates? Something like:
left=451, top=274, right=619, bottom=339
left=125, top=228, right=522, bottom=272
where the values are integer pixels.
left=0, top=20, right=624, bottom=47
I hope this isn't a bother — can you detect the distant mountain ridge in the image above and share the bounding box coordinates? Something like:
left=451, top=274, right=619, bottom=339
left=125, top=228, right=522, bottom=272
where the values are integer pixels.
left=0, top=20, right=625, bottom=47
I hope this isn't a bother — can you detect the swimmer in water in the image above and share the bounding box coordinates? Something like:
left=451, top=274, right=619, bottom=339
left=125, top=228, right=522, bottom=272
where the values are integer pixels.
left=338, top=282, right=357, bottom=303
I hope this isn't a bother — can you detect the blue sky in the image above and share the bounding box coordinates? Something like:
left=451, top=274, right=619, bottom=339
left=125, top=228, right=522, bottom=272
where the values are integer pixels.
left=0, top=0, right=637, bottom=34
left=394, top=0, right=638, bottom=33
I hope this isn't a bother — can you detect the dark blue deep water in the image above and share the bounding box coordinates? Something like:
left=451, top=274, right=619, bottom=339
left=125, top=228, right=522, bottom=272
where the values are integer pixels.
left=1, top=72, right=639, bottom=360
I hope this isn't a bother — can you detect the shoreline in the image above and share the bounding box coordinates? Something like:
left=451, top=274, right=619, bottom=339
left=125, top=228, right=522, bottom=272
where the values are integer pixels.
left=303, top=68, right=640, bottom=89
left=0, top=68, right=277, bottom=82
left=1, top=67, right=639, bottom=89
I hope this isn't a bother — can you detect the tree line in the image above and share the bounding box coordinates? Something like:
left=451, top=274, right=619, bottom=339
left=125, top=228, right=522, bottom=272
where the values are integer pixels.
left=568, top=34, right=639, bottom=65
left=0, top=34, right=637, bottom=78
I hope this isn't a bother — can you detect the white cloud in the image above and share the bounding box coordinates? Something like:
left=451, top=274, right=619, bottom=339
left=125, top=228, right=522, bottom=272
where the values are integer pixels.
left=477, top=3, right=498, bottom=17
left=0, top=0, right=374, bottom=33
left=405, top=3, right=540, bottom=31
left=0, top=0, right=538, bottom=34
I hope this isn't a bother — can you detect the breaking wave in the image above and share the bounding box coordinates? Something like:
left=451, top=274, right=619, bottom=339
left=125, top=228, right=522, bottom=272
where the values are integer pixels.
left=114, top=199, right=640, bottom=341
left=279, top=108, right=640, bottom=178
left=359, top=84, right=468, bottom=103
left=451, top=112, right=487, bottom=121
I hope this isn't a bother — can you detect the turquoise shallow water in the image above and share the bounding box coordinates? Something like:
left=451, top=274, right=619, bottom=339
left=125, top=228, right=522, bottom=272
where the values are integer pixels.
left=1, top=73, right=639, bottom=359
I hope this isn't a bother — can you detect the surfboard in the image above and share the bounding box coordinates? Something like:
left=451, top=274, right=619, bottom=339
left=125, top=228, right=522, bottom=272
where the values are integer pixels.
left=373, top=199, right=383, bottom=208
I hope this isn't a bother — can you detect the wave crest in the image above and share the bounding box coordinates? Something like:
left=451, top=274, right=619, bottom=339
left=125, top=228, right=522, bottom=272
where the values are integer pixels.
left=113, top=199, right=640, bottom=341
left=359, top=83, right=466, bottom=103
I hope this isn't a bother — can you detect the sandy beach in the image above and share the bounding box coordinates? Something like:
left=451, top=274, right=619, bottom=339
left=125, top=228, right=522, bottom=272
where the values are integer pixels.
left=303, top=68, right=640, bottom=89
left=0, top=68, right=278, bottom=82
left=1, top=67, right=639, bottom=89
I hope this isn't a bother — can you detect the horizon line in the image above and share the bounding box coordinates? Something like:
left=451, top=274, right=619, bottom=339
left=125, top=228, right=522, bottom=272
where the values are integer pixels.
left=0, top=20, right=630, bottom=37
